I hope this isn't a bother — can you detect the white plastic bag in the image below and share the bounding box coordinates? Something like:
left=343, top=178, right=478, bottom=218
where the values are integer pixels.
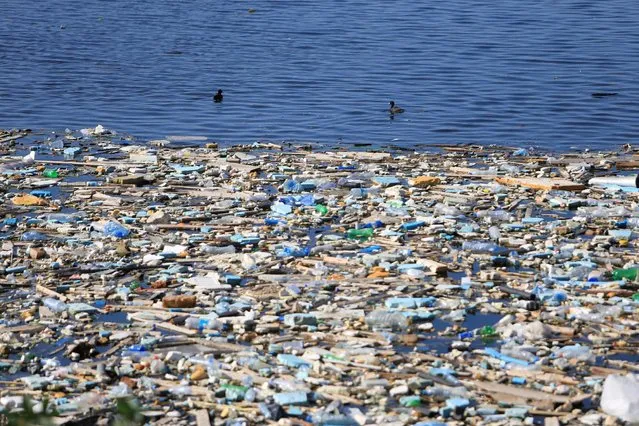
left=601, top=374, right=639, bottom=423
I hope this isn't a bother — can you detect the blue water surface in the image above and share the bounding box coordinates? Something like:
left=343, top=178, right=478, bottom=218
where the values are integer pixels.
left=1, top=0, right=638, bottom=149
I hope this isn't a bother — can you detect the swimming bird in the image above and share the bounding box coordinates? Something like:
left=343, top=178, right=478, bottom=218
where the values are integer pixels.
left=213, top=89, right=223, bottom=103
left=592, top=92, right=617, bottom=98
left=389, top=101, right=404, bottom=114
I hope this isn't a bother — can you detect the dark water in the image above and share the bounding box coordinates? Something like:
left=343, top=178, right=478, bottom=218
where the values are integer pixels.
left=2, top=0, right=639, bottom=149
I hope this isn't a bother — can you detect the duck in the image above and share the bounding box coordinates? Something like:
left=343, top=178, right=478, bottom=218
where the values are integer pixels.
left=213, top=89, right=223, bottom=103
left=389, top=101, right=404, bottom=114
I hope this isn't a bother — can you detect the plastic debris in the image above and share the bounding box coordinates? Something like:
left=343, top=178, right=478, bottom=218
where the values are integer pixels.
left=0, top=129, right=636, bottom=424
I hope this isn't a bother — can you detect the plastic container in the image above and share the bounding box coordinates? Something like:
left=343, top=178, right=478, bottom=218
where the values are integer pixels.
left=476, top=210, right=512, bottom=222
left=462, top=241, right=509, bottom=255
left=488, top=226, right=501, bottom=241
left=612, top=268, right=638, bottom=281
left=42, top=169, right=59, bottom=178
left=589, top=175, right=639, bottom=188
left=201, top=244, right=236, bottom=255
left=185, top=317, right=223, bottom=331
left=401, top=221, right=426, bottom=231
left=347, top=228, right=374, bottom=241
left=97, top=221, right=130, bottom=238
left=365, top=310, right=410, bottom=331
left=479, top=325, right=497, bottom=337
left=282, top=179, right=301, bottom=193
left=360, top=220, right=384, bottom=229
left=315, top=204, right=329, bottom=215
left=42, top=297, right=67, bottom=313
left=21, top=231, right=50, bottom=241
left=275, top=246, right=309, bottom=258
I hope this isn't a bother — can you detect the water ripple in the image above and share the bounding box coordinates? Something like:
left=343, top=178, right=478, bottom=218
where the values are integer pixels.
left=1, top=0, right=639, bottom=149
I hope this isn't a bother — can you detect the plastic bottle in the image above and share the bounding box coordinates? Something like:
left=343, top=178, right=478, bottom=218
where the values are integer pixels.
left=42, top=297, right=67, bottom=313
left=185, top=317, right=223, bottom=331
left=349, top=187, right=380, bottom=199
left=488, top=226, right=501, bottom=241
left=360, top=220, right=384, bottom=229
left=458, top=331, right=475, bottom=340
left=433, top=203, right=462, bottom=217
left=479, top=325, right=497, bottom=337
left=201, top=244, right=236, bottom=255
left=553, top=344, right=593, bottom=361
left=102, top=221, right=130, bottom=238
left=42, top=169, right=59, bottom=178
left=587, top=270, right=603, bottom=282
left=168, top=385, right=192, bottom=396
left=462, top=241, right=508, bottom=255
left=315, top=205, right=328, bottom=216
left=282, top=179, right=301, bottom=193
left=21, top=231, right=50, bottom=241
left=401, top=221, right=426, bottom=231
left=365, top=310, right=410, bottom=331
left=347, top=228, right=374, bottom=241
left=311, top=413, right=360, bottom=426
left=275, top=246, right=309, bottom=258
left=45, top=213, right=80, bottom=224
left=298, top=194, right=315, bottom=206
left=271, top=202, right=292, bottom=215
left=360, top=245, right=383, bottom=254
left=612, top=268, right=638, bottom=281
left=476, top=210, right=512, bottom=222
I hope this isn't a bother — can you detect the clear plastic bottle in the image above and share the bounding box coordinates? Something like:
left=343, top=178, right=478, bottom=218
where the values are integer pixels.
left=168, top=385, right=192, bottom=396
left=434, top=203, right=462, bottom=217
left=21, top=231, right=50, bottom=241
left=45, top=213, right=80, bottom=224
left=462, top=240, right=508, bottom=255
left=365, top=310, right=410, bottom=331
left=185, top=317, right=223, bottom=331
left=476, top=209, right=512, bottom=222
left=42, top=297, right=67, bottom=313
left=201, top=244, right=236, bottom=255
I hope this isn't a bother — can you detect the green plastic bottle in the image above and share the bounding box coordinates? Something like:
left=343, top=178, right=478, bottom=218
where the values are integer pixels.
left=42, top=169, right=59, bottom=178
left=612, top=268, right=638, bottom=281
left=315, top=204, right=328, bottom=216
left=632, top=293, right=639, bottom=302
left=347, top=228, right=374, bottom=241
left=479, top=325, right=497, bottom=337
left=399, top=396, right=422, bottom=407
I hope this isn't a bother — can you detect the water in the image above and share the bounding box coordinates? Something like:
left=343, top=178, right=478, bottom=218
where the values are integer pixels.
left=2, top=0, right=639, bottom=150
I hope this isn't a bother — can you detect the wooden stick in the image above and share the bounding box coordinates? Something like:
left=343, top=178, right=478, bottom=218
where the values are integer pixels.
left=36, top=284, right=68, bottom=302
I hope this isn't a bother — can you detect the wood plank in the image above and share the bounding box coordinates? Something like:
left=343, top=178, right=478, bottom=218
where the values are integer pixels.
left=495, top=176, right=585, bottom=191
left=193, top=409, right=211, bottom=426
left=0, top=324, right=45, bottom=334
left=616, top=159, right=639, bottom=170
left=155, top=321, right=198, bottom=336
left=420, top=259, right=448, bottom=274
left=464, top=380, right=571, bottom=403
left=0, top=133, right=28, bottom=144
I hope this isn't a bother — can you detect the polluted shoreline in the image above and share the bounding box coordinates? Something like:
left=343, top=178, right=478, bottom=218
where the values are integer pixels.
left=0, top=126, right=638, bottom=425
